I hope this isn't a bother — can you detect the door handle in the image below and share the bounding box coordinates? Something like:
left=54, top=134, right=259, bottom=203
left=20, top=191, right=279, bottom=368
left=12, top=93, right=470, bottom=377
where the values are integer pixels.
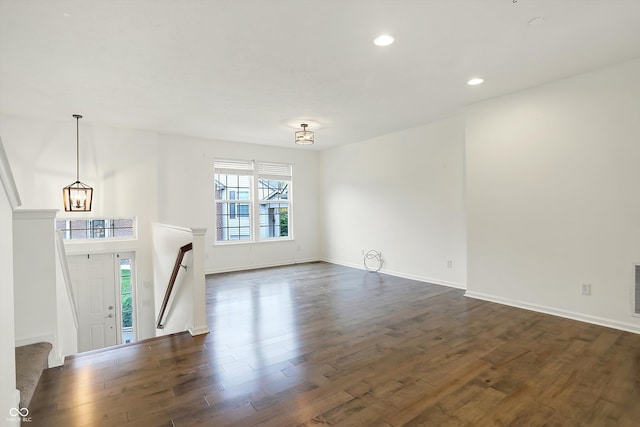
left=105, top=314, right=113, bottom=318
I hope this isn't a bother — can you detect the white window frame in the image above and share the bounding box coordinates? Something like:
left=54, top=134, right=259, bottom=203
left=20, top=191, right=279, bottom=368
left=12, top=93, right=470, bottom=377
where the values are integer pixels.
left=256, top=162, right=292, bottom=241
left=56, top=217, right=137, bottom=242
left=116, top=251, right=137, bottom=344
left=214, top=159, right=293, bottom=245
left=214, top=160, right=254, bottom=243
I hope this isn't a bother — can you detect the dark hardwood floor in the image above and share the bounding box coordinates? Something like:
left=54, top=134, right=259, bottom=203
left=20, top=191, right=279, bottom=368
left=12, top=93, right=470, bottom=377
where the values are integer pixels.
left=28, top=262, right=640, bottom=426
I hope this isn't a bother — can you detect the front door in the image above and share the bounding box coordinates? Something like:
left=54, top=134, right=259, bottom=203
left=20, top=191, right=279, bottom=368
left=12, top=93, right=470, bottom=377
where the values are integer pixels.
left=68, top=253, right=118, bottom=352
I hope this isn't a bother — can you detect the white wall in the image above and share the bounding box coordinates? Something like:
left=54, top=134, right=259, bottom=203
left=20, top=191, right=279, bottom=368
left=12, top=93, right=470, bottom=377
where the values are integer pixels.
left=157, top=133, right=321, bottom=273
left=13, top=210, right=77, bottom=365
left=465, top=58, right=640, bottom=333
left=13, top=210, right=62, bottom=366
left=319, top=117, right=467, bottom=288
left=0, top=137, right=20, bottom=419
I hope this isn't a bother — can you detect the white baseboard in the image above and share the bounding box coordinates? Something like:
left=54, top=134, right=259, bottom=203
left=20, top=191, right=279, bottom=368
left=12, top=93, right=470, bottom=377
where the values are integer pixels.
left=382, top=267, right=466, bottom=290
left=189, top=325, right=210, bottom=336
left=321, top=257, right=467, bottom=290
left=319, top=257, right=361, bottom=270
left=206, top=257, right=321, bottom=275
left=14, top=388, right=21, bottom=411
left=48, top=355, right=64, bottom=368
left=465, top=290, right=640, bottom=335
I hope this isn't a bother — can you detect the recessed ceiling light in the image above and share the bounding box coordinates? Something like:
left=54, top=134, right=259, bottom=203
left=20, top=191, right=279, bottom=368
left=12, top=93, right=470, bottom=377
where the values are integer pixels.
left=373, top=34, right=394, bottom=47
left=467, top=78, right=484, bottom=86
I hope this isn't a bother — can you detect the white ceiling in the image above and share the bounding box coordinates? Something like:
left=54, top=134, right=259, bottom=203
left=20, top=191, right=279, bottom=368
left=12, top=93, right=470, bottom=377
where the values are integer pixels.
left=1, top=0, right=640, bottom=150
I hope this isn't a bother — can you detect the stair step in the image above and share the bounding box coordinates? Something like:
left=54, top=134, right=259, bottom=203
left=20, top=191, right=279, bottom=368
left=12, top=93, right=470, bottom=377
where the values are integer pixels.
left=15, top=342, right=52, bottom=409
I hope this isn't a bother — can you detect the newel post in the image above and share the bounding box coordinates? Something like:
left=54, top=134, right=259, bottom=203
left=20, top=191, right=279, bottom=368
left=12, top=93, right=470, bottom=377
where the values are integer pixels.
left=189, top=227, right=209, bottom=336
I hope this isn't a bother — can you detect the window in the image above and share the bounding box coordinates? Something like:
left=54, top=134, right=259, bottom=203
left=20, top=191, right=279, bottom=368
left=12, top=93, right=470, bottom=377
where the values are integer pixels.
left=258, top=162, right=290, bottom=239
left=56, top=218, right=136, bottom=241
left=214, top=160, right=253, bottom=242
left=214, top=160, right=292, bottom=243
left=118, top=254, right=135, bottom=344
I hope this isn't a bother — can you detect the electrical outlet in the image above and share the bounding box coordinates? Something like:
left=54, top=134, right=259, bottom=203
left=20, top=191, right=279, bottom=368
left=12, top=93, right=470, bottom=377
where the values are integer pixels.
left=581, top=283, right=592, bottom=295
left=361, top=249, right=364, bottom=255
left=447, top=260, right=453, bottom=268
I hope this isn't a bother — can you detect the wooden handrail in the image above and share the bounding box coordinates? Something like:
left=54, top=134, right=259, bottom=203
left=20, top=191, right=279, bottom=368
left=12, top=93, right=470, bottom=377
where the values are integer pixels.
left=156, top=242, right=193, bottom=329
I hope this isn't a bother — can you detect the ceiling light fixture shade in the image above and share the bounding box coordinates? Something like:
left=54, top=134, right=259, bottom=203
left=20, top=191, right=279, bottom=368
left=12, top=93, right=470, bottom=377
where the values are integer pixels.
left=295, top=123, right=314, bottom=145
left=63, top=114, right=93, bottom=212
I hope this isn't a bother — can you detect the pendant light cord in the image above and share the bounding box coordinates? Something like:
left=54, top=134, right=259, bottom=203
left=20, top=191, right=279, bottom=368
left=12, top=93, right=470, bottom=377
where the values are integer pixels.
left=76, top=115, right=80, bottom=182
left=73, top=114, right=83, bottom=183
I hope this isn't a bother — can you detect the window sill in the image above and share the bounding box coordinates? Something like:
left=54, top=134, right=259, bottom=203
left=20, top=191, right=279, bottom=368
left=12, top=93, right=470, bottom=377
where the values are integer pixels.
left=63, top=237, right=138, bottom=244
left=214, top=237, right=294, bottom=246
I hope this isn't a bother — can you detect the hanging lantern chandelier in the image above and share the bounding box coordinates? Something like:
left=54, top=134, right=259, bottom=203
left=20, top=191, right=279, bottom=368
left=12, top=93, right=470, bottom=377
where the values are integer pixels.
left=62, top=114, right=93, bottom=212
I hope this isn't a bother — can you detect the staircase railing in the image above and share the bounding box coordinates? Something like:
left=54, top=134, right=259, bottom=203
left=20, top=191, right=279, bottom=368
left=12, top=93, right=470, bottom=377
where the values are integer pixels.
left=156, top=243, right=193, bottom=329
left=55, top=230, right=79, bottom=330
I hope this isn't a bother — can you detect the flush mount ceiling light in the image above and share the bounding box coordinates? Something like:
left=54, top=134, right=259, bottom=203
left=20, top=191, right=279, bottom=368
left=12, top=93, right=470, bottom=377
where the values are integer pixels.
left=295, top=123, right=314, bottom=145
left=63, top=114, right=93, bottom=212
left=467, top=78, right=485, bottom=86
left=373, top=34, right=394, bottom=47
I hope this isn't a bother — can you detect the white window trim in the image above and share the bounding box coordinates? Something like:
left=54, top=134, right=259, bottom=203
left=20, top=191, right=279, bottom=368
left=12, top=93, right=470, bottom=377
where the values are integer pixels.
left=56, top=217, right=138, bottom=243
left=214, top=159, right=293, bottom=245
left=255, top=176, right=292, bottom=243
left=116, top=251, right=137, bottom=345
